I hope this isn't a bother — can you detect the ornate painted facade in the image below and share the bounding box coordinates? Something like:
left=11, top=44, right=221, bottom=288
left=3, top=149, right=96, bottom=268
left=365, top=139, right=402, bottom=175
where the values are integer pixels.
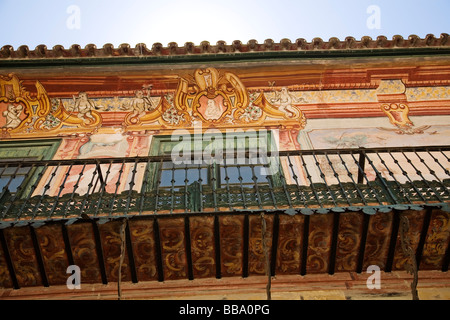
left=0, top=35, right=449, bottom=299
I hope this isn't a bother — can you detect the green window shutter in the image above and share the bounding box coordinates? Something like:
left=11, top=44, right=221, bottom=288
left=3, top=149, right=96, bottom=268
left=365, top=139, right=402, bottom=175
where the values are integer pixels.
left=145, top=131, right=281, bottom=192
left=0, top=139, right=61, bottom=199
left=0, top=139, right=61, bottom=160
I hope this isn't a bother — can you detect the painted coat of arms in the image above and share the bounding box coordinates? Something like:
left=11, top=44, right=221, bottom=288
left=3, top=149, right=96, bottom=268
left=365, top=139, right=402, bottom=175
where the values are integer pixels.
left=174, top=67, right=248, bottom=124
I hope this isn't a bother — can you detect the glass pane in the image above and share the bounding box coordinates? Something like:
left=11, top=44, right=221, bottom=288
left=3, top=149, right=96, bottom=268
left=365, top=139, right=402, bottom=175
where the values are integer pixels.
left=187, top=168, right=208, bottom=184
left=160, top=170, right=186, bottom=187
left=253, top=165, right=268, bottom=183
left=0, top=175, right=25, bottom=193
left=186, top=169, right=199, bottom=184
left=239, top=166, right=254, bottom=183
left=0, top=177, right=9, bottom=191
left=173, top=169, right=186, bottom=186
left=159, top=170, right=173, bottom=187
left=221, top=165, right=268, bottom=185
left=221, top=166, right=239, bottom=184
left=159, top=168, right=208, bottom=187
left=9, top=176, right=25, bottom=193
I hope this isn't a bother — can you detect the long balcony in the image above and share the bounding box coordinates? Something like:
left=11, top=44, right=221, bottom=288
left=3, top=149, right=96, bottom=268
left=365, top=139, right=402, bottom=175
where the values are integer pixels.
left=0, top=145, right=449, bottom=290
left=0, top=145, right=449, bottom=224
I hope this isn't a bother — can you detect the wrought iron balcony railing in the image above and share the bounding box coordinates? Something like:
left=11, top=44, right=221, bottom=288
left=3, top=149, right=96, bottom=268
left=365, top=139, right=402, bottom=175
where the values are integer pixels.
left=0, top=145, right=449, bottom=226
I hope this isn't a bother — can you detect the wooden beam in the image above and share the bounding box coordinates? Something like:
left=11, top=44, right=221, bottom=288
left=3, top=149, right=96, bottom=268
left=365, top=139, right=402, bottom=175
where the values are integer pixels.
left=0, top=229, right=19, bottom=289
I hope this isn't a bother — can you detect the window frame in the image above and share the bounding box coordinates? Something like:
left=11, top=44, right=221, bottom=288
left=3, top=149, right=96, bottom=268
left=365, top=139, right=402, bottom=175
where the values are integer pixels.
left=145, top=131, right=280, bottom=193
left=0, top=139, right=61, bottom=199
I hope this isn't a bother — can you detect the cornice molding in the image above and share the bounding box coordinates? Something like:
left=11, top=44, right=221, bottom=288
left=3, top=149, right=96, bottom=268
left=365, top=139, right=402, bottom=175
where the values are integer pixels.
left=1, top=34, right=449, bottom=63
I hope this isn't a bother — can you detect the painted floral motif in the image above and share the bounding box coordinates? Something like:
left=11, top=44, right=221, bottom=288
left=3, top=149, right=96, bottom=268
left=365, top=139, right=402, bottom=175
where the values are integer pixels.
left=290, top=89, right=376, bottom=104
left=66, top=222, right=102, bottom=283
left=276, top=215, right=304, bottom=275
left=335, top=212, right=363, bottom=272
left=41, top=113, right=61, bottom=130
left=35, top=224, right=69, bottom=285
left=162, top=105, right=185, bottom=125
left=190, top=217, right=216, bottom=278
left=420, top=210, right=450, bottom=269
left=159, top=219, right=187, bottom=280
left=322, top=133, right=368, bottom=148
left=128, top=219, right=158, bottom=281
left=406, top=86, right=450, bottom=101
left=239, top=104, right=263, bottom=122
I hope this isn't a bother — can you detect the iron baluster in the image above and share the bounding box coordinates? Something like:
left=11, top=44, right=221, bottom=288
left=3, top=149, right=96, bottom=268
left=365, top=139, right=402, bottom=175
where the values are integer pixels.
left=264, top=161, right=278, bottom=210
left=402, top=151, right=443, bottom=202
left=286, top=154, right=308, bottom=207
left=324, top=152, right=352, bottom=206
left=169, top=161, right=176, bottom=214
left=153, top=158, right=163, bottom=214
left=337, top=152, right=367, bottom=206
left=414, top=151, right=450, bottom=197
left=197, top=162, right=204, bottom=213
left=79, top=163, right=99, bottom=216
left=387, top=152, right=427, bottom=203
left=357, top=148, right=366, bottom=184
left=250, top=162, right=263, bottom=209
left=211, top=162, right=218, bottom=212
left=49, top=164, right=74, bottom=218
left=439, top=148, right=450, bottom=166
left=31, top=163, right=60, bottom=219
left=184, top=162, right=189, bottom=212
left=276, top=155, right=292, bottom=208
left=110, top=160, right=126, bottom=217
left=236, top=163, right=247, bottom=209
left=349, top=151, right=384, bottom=205
left=91, top=163, right=102, bottom=194
left=427, top=150, right=450, bottom=176
left=124, top=158, right=139, bottom=215
left=138, top=158, right=152, bottom=215
left=62, top=164, right=87, bottom=218
left=366, top=152, right=401, bottom=205
left=93, top=161, right=112, bottom=217
left=299, top=153, right=323, bottom=207
left=312, top=152, right=338, bottom=207
left=222, top=161, right=233, bottom=210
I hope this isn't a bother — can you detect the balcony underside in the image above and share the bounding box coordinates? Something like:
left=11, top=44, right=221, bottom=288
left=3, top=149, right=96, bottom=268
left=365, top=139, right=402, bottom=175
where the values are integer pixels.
left=0, top=204, right=448, bottom=289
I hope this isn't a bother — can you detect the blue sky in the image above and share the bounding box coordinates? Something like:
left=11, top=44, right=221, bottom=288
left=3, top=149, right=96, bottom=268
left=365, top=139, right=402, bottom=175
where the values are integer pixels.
left=1, top=0, right=449, bottom=48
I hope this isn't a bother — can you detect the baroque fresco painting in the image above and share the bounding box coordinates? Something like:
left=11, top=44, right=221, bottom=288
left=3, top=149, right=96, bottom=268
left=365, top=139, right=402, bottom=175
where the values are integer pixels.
left=0, top=43, right=449, bottom=293
left=305, top=126, right=450, bottom=150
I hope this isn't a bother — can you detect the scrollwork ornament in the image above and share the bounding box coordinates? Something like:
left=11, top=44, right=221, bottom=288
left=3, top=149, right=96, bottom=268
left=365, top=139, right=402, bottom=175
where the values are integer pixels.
left=399, top=215, right=419, bottom=300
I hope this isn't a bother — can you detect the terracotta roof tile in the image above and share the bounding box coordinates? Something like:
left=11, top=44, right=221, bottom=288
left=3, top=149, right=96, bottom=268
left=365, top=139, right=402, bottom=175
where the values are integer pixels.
left=0, top=34, right=449, bottom=60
